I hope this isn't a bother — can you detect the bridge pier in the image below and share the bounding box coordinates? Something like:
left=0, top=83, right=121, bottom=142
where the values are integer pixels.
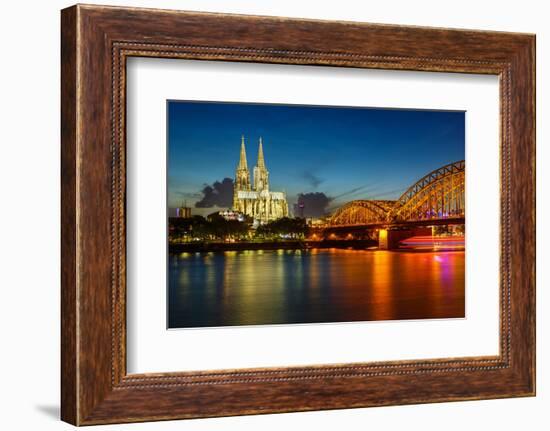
left=379, top=227, right=432, bottom=250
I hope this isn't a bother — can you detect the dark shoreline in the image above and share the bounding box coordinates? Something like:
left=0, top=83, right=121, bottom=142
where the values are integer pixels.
left=169, top=239, right=377, bottom=253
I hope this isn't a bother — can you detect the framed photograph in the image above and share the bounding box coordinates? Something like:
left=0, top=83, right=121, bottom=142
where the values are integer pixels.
left=165, top=101, right=466, bottom=330
left=61, top=4, right=535, bottom=425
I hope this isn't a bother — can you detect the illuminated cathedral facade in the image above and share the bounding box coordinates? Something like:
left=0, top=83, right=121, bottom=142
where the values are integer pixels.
left=233, top=136, right=289, bottom=223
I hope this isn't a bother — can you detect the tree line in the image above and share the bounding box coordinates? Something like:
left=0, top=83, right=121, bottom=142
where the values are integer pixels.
left=169, top=214, right=309, bottom=242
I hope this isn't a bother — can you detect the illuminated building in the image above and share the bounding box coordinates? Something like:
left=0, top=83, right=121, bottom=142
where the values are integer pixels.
left=209, top=210, right=246, bottom=222
left=233, top=136, right=288, bottom=223
left=176, top=202, right=192, bottom=218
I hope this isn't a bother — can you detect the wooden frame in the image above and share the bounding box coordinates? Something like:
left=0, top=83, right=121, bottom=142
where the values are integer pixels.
left=61, top=4, right=535, bottom=425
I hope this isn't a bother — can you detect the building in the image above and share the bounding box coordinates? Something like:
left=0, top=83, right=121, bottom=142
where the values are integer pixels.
left=175, top=202, right=192, bottom=218
left=233, top=136, right=288, bottom=223
left=208, top=210, right=246, bottom=222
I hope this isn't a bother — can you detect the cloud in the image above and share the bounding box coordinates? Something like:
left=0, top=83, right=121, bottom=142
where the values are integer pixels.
left=370, top=187, right=407, bottom=199
left=174, top=190, right=202, bottom=200
left=300, top=171, right=324, bottom=189
left=332, top=185, right=372, bottom=200
left=195, top=178, right=234, bottom=208
left=293, top=192, right=333, bottom=218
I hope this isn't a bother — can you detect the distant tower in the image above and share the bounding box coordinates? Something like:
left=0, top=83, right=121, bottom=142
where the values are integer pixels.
left=253, top=137, right=269, bottom=192
left=176, top=200, right=192, bottom=218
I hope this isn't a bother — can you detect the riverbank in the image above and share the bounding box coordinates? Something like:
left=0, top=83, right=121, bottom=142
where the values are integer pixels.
left=169, top=239, right=378, bottom=253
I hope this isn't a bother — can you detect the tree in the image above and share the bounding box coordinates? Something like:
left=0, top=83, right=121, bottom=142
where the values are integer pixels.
left=254, top=217, right=309, bottom=240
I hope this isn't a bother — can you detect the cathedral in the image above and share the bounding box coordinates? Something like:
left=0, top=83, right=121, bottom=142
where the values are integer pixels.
left=233, top=136, right=289, bottom=223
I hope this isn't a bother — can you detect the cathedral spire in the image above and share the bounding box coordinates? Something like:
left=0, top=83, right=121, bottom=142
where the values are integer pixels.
left=257, top=137, right=266, bottom=168
left=238, top=135, right=248, bottom=170
left=253, top=137, right=269, bottom=192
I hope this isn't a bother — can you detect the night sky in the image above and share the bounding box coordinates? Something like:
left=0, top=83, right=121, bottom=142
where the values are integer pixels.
left=168, top=100, right=464, bottom=217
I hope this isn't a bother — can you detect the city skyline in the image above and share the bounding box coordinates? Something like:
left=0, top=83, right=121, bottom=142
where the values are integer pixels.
left=168, top=100, right=465, bottom=217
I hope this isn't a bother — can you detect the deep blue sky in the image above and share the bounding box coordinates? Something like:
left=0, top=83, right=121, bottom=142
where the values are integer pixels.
left=168, top=100, right=464, bottom=216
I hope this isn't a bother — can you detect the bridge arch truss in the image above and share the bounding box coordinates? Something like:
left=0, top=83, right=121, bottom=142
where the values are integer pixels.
left=328, top=200, right=395, bottom=226
left=390, top=160, right=465, bottom=222
left=326, top=160, right=465, bottom=226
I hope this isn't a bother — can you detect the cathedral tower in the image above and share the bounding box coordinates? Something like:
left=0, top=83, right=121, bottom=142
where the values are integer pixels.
left=253, top=137, right=269, bottom=192
left=233, top=136, right=251, bottom=208
left=233, top=135, right=288, bottom=222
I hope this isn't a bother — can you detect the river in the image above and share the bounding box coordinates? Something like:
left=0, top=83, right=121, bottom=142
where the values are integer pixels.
left=168, top=248, right=465, bottom=328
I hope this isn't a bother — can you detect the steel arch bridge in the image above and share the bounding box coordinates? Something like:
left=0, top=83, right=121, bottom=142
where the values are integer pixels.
left=327, top=160, right=465, bottom=226
left=391, top=160, right=465, bottom=222
left=329, top=200, right=395, bottom=226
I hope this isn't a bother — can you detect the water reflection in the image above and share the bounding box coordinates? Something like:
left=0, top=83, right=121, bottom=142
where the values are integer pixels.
left=168, top=249, right=465, bottom=328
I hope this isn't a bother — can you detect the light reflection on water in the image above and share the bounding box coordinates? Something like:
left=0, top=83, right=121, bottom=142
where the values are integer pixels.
left=168, top=248, right=465, bottom=329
